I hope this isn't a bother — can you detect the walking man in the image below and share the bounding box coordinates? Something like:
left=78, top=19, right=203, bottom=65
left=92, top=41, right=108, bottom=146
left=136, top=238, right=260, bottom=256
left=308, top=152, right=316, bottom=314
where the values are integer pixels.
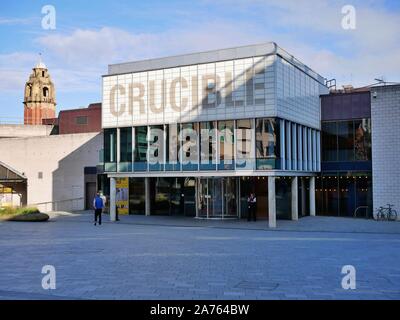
left=93, top=192, right=104, bottom=226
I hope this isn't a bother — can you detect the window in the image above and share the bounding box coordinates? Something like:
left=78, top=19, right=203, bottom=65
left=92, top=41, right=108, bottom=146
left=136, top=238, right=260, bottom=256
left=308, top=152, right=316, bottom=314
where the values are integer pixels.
left=321, top=119, right=371, bottom=162
left=38, top=172, right=43, bottom=179
left=354, top=118, right=371, bottom=160
left=134, top=126, right=148, bottom=171
left=218, top=120, right=234, bottom=170
left=181, top=123, right=198, bottom=171
left=338, top=121, right=354, bottom=161
left=75, top=116, right=88, bottom=125
left=200, top=121, right=216, bottom=170
left=149, top=125, right=164, bottom=171
left=165, top=124, right=180, bottom=171
left=255, top=118, right=280, bottom=169
left=43, top=87, right=49, bottom=97
left=119, top=127, right=132, bottom=172
left=236, top=119, right=253, bottom=169
left=321, top=122, right=337, bottom=161
left=104, top=128, right=117, bottom=171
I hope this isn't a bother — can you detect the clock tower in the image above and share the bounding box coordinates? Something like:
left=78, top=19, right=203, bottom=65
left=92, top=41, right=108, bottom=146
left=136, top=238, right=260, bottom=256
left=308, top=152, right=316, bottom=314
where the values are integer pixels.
left=23, top=57, right=56, bottom=125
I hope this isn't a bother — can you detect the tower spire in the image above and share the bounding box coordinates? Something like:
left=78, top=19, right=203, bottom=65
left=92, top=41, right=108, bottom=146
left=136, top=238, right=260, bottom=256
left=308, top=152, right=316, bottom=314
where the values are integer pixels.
left=35, top=52, right=47, bottom=69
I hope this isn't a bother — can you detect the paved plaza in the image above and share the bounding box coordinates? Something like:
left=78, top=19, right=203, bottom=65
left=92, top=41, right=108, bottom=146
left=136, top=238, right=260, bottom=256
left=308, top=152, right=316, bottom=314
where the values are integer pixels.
left=0, top=212, right=400, bottom=300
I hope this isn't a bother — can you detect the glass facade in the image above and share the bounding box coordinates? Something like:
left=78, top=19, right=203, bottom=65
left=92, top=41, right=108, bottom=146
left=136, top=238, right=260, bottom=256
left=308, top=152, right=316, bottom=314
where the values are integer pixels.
left=149, top=125, right=164, bottom=171
left=119, top=127, right=132, bottom=172
left=321, top=119, right=371, bottom=162
left=255, top=118, right=280, bottom=169
left=199, top=121, right=216, bottom=170
left=181, top=123, right=198, bottom=171
left=197, top=177, right=238, bottom=218
left=134, top=126, right=148, bottom=171
left=104, top=128, right=117, bottom=171
left=316, top=173, right=372, bottom=217
left=104, top=117, right=319, bottom=173
left=129, top=178, right=145, bottom=215
left=236, top=119, right=253, bottom=169
left=218, top=120, right=234, bottom=170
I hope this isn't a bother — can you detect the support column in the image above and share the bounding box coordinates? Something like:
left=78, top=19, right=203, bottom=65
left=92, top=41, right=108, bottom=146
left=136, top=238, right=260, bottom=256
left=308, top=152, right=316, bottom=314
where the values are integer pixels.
left=291, top=177, right=298, bottom=221
left=310, top=176, right=316, bottom=216
left=268, top=176, right=276, bottom=228
left=110, top=177, right=116, bottom=222
left=145, top=177, right=151, bottom=216
left=301, top=177, right=306, bottom=217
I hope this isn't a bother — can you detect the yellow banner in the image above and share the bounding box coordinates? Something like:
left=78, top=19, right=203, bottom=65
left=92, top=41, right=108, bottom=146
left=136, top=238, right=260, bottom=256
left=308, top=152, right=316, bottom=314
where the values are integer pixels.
left=116, top=178, right=129, bottom=215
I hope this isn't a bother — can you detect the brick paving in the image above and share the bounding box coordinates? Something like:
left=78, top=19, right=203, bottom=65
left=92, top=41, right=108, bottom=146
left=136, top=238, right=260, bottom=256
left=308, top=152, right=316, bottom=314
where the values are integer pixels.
left=0, top=212, right=399, bottom=300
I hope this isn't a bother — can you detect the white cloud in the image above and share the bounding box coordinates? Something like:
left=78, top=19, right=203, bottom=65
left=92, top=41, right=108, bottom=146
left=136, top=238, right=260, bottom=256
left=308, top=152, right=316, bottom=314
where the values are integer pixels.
left=1, top=0, right=399, bottom=99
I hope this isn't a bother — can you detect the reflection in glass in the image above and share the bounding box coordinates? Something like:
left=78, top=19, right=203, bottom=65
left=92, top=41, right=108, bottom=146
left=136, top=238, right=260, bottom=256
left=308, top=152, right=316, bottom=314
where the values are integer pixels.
left=181, top=123, right=198, bottom=171
left=338, top=121, right=354, bottom=161
left=276, top=177, right=292, bottom=219
left=134, top=126, right=148, bottom=171
left=165, top=124, right=180, bottom=171
left=218, top=121, right=234, bottom=170
left=129, top=177, right=145, bottom=214
left=255, top=118, right=280, bottom=169
left=236, top=119, right=253, bottom=169
left=200, top=121, right=216, bottom=170
left=104, top=128, right=117, bottom=171
left=148, top=125, right=164, bottom=171
left=119, top=127, right=132, bottom=172
left=354, top=119, right=371, bottom=160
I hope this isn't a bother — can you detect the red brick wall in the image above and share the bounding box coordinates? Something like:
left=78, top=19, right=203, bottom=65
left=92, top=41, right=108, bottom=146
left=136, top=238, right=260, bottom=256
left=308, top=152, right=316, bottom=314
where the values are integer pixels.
left=58, top=103, right=101, bottom=134
left=24, top=106, right=55, bottom=125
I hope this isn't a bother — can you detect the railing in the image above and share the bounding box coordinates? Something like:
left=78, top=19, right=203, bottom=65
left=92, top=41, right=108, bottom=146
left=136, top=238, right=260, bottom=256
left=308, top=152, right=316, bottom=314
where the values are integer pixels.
left=354, top=206, right=369, bottom=218
left=29, top=197, right=84, bottom=212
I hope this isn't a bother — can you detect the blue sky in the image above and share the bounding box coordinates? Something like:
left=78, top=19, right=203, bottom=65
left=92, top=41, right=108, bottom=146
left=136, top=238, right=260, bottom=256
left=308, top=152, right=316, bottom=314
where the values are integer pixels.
left=1, top=0, right=399, bottom=122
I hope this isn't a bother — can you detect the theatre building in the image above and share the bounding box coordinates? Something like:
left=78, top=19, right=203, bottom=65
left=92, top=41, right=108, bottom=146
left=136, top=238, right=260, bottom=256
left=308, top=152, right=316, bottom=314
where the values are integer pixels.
left=102, top=43, right=329, bottom=227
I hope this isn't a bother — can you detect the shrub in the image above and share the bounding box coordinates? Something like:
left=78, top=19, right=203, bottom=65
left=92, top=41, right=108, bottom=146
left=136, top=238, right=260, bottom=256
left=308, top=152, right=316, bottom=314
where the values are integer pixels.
left=0, top=206, right=40, bottom=216
left=15, top=207, right=40, bottom=215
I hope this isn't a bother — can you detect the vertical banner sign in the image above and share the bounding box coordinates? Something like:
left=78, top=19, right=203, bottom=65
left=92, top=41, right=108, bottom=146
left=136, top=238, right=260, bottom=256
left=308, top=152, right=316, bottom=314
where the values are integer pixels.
left=116, top=178, right=129, bottom=215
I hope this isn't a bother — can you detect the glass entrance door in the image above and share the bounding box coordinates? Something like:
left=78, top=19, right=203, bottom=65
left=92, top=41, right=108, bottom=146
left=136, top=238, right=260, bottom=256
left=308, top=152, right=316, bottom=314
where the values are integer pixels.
left=197, top=177, right=238, bottom=218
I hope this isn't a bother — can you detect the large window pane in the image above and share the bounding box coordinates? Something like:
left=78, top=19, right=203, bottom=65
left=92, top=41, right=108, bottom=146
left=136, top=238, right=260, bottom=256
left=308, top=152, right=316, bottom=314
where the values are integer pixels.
left=338, top=121, right=354, bottom=161
left=218, top=120, right=234, bottom=170
left=134, top=126, right=148, bottom=171
left=276, top=177, right=292, bottom=219
left=119, top=127, right=132, bottom=172
left=339, top=174, right=356, bottom=217
left=255, top=118, right=280, bottom=169
left=165, top=124, right=180, bottom=171
left=320, top=175, right=339, bottom=216
left=321, top=122, right=337, bottom=161
left=148, top=125, right=164, bottom=171
left=236, top=119, right=254, bottom=169
left=181, top=123, right=198, bottom=171
left=354, top=118, right=371, bottom=160
left=129, top=178, right=145, bottom=215
left=104, top=128, right=117, bottom=171
left=200, top=121, right=217, bottom=170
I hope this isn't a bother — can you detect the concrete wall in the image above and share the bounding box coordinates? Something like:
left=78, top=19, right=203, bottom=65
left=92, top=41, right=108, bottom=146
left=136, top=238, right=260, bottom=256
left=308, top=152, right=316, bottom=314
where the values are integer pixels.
left=0, top=132, right=102, bottom=212
left=0, top=124, right=54, bottom=138
left=371, top=85, right=400, bottom=217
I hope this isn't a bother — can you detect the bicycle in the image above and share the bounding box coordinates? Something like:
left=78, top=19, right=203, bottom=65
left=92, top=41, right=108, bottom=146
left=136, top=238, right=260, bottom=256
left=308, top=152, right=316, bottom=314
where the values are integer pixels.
left=376, top=204, right=398, bottom=221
